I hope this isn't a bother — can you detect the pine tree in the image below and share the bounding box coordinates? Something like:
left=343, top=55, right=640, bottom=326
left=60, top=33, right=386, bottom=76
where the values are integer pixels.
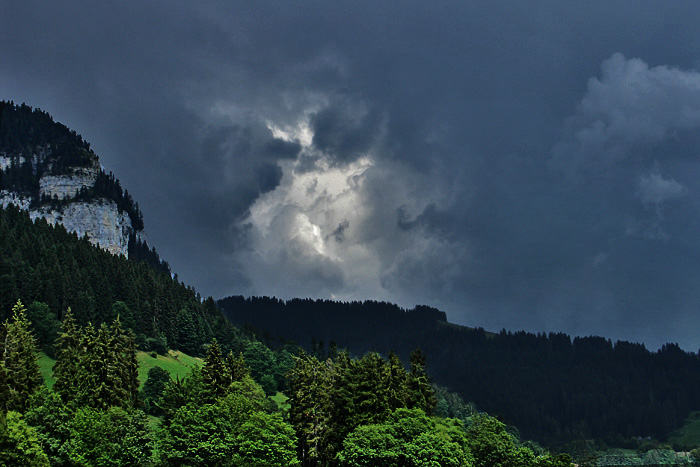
left=201, top=339, right=230, bottom=403
left=225, top=351, right=250, bottom=383
left=387, top=350, right=410, bottom=411
left=73, top=318, right=139, bottom=410
left=109, top=317, right=139, bottom=408
left=1, top=300, right=43, bottom=413
left=288, top=351, right=328, bottom=467
left=319, top=351, right=355, bottom=467
left=52, top=307, right=81, bottom=404
left=408, top=348, right=437, bottom=414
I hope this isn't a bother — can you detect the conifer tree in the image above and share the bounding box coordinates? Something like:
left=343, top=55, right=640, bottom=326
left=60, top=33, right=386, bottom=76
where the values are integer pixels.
left=1, top=300, right=42, bottom=413
left=288, top=351, right=328, bottom=466
left=52, top=307, right=81, bottom=404
left=110, top=317, right=139, bottom=408
left=387, top=350, right=410, bottom=411
left=352, top=352, right=391, bottom=427
left=225, top=351, right=250, bottom=384
left=407, top=348, right=437, bottom=414
left=201, top=339, right=231, bottom=403
left=319, top=351, right=355, bottom=467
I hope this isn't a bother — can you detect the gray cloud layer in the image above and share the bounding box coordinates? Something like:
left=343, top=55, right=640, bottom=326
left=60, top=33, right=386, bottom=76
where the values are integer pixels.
left=3, top=1, right=700, bottom=349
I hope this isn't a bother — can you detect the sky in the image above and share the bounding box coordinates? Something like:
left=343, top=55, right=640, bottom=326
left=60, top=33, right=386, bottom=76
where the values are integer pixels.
left=3, top=1, right=700, bottom=350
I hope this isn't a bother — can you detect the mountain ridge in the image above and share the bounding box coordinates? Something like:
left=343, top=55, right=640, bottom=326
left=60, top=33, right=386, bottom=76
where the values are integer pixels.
left=218, top=293, right=700, bottom=447
left=0, top=101, right=145, bottom=257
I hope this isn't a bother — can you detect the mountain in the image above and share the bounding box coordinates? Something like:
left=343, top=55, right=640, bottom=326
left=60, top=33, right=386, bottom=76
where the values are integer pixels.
left=218, top=294, right=700, bottom=447
left=0, top=101, right=144, bottom=257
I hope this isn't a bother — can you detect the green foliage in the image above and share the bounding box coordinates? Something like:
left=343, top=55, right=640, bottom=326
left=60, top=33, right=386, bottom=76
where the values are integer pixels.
left=27, top=302, right=60, bottom=357
left=287, top=351, right=330, bottom=464
left=232, top=411, right=300, bottom=466
left=221, top=294, right=700, bottom=445
left=25, top=388, right=72, bottom=467
left=55, top=316, right=139, bottom=410
left=337, top=408, right=472, bottom=467
left=338, top=424, right=400, bottom=467
left=244, top=340, right=278, bottom=391
left=0, top=300, right=43, bottom=413
left=65, top=406, right=154, bottom=467
left=201, top=339, right=231, bottom=403
left=466, top=414, right=570, bottom=467
left=0, top=411, right=49, bottom=467
left=160, top=390, right=269, bottom=466
left=51, top=307, right=80, bottom=402
left=141, top=366, right=171, bottom=416
left=433, top=385, right=477, bottom=422
left=160, top=367, right=205, bottom=425
left=288, top=349, right=442, bottom=467
left=225, top=351, right=250, bottom=383
left=408, top=349, right=438, bottom=414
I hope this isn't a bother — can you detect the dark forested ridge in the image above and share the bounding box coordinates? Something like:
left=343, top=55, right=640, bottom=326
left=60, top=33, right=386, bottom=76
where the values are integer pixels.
left=219, top=295, right=700, bottom=447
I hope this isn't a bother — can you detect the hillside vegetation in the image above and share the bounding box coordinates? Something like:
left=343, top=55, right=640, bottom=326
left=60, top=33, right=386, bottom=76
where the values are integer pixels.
left=220, top=294, right=700, bottom=447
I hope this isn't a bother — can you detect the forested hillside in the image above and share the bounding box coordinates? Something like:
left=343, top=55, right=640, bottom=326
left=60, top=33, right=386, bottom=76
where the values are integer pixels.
left=0, top=204, right=242, bottom=356
left=0, top=204, right=572, bottom=466
left=220, top=295, right=700, bottom=446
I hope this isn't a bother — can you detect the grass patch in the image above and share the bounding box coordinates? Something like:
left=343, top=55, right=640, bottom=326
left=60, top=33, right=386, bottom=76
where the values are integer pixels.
left=39, top=350, right=202, bottom=390
left=136, top=350, right=202, bottom=388
left=668, top=410, right=700, bottom=449
left=38, top=352, right=56, bottom=387
left=271, top=391, right=290, bottom=411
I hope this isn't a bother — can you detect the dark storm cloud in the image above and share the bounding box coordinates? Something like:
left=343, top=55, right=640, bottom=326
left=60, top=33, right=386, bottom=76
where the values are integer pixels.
left=310, top=103, right=383, bottom=164
left=329, top=220, right=349, bottom=243
left=4, top=0, right=700, bottom=349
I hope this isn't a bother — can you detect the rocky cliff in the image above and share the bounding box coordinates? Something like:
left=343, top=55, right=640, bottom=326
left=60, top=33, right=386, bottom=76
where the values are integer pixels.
left=0, top=102, right=145, bottom=257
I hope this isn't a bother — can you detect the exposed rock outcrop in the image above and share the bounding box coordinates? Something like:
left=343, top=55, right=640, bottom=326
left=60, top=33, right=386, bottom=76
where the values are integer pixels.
left=39, top=161, right=100, bottom=200
left=0, top=102, right=146, bottom=258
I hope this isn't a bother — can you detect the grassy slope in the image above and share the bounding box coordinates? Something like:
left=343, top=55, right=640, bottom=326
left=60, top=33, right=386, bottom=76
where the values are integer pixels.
left=668, top=411, right=700, bottom=449
left=136, top=350, right=202, bottom=388
left=38, top=350, right=203, bottom=389
left=38, top=353, right=57, bottom=388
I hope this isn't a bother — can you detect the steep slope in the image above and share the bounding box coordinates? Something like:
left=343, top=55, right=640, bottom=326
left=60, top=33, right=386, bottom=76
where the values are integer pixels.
left=0, top=204, right=244, bottom=355
left=0, top=101, right=144, bottom=256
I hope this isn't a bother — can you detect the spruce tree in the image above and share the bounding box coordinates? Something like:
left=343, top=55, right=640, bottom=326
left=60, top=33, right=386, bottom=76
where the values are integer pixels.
left=1, top=300, right=43, bottom=413
left=387, top=350, right=410, bottom=411
left=109, top=317, right=139, bottom=408
left=52, top=307, right=81, bottom=404
left=408, top=348, right=437, bottom=414
left=201, top=339, right=230, bottom=403
left=288, top=351, right=328, bottom=466
left=225, top=351, right=250, bottom=383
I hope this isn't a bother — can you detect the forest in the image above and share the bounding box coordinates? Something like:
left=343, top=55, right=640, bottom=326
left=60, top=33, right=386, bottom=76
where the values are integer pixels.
left=0, top=206, right=572, bottom=466
left=219, top=295, right=700, bottom=447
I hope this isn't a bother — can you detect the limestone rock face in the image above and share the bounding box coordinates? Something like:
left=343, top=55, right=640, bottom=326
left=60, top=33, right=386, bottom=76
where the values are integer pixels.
left=0, top=155, right=24, bottom=170
left=39, top=163, right=100, bottom=200
left=1, top=152, right=144, bottom=257
left=28, top=200, right=136, bottom=256
left=0, top=190, right=31, bottom=210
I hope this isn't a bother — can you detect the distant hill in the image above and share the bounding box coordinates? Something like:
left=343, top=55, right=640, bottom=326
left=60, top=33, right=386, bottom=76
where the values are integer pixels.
left=219, top=294, right=700, bottom=447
